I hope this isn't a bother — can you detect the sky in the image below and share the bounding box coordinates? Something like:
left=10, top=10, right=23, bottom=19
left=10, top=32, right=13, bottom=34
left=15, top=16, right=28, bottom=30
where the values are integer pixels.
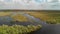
left=0, top=0, right=60, bottom=10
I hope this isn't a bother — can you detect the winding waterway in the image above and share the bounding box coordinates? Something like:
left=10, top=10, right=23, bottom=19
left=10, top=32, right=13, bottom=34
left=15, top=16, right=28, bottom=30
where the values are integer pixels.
left=0, top=12, right=60, bottom=34
left=19, top=12, right=60, bottom=34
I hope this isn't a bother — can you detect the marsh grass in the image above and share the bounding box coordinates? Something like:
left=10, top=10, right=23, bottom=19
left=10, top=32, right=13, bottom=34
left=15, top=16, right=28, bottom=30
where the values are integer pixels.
left=0, top=25, right=41, bottom=34
left=26, top=11, right=60, bottom=24
left=11, top=14, right=28, bottom=22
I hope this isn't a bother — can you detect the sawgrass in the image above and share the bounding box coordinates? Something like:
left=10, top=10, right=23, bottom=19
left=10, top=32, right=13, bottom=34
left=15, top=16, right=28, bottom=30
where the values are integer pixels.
left=26, top=11, right=60, bottom=24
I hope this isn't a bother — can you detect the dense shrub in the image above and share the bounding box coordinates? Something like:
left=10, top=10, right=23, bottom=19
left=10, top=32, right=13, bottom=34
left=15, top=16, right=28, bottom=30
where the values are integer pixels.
left=0, top=25, right=41, bottom=34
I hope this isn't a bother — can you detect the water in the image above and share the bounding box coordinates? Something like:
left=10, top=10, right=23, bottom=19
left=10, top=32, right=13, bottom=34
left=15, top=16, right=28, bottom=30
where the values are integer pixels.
left=0, top=15, right=39, bottom=26
left=19, top=12, right=60, bottom=34
left=31, top=24, right=60, bottom=34
left=0, top=12, right=60, bottom=34
left=0, top=16, right=13, bottom=25
left=23, top=14, right=47, bottom=26
left=0, top=12, right=44, bottom=26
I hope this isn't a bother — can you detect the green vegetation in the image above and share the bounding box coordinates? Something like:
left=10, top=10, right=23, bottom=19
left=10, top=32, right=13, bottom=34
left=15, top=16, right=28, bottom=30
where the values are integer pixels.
left=0, top=25, right=41, bottom=34
left=26, top=11, right=60, bottom=24
left=11, top=14, right=28, bottom=22
left=0, top=10, right=60, bottom=24
left=0, top=12, right=28, bottom=22
left=0, top=11, right=42, bottom=34
left=0, top=12, right=11, bottom=16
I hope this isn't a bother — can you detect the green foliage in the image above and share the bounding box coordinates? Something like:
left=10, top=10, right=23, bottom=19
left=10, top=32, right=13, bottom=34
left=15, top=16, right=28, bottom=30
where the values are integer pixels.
left=0, top=25, right=41, bottom=34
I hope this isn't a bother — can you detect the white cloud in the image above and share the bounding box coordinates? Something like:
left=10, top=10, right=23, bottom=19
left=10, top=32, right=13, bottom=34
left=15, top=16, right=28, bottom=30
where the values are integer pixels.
left=0, top=0, right=60, bottom=10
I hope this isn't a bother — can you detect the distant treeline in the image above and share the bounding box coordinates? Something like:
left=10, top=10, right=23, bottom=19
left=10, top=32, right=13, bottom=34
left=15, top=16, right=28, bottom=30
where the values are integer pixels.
left=0, top=10, right=60, bottom=12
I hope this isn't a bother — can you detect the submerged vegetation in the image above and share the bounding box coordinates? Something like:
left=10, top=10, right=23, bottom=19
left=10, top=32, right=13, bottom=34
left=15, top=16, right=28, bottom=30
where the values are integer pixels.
left=0, top=25, right=41, bottom=34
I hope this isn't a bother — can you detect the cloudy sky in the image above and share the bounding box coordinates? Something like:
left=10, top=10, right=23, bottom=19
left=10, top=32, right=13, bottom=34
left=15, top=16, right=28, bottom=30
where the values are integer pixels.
left=0, top=0, right=60, bottom=10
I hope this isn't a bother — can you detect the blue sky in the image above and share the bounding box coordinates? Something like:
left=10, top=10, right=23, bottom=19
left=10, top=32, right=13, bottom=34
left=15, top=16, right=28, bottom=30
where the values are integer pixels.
left=0, top=0, right=60, bottom=10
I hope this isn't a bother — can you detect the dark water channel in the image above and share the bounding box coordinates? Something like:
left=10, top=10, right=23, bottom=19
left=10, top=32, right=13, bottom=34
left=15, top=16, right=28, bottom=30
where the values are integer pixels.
left=21, top=13, right=60, bottom=34
left=0, top=13, right=60, bottom=34
left=31, top=24, right=60, bottom=34
left=0, top=16, right=38, bottom=26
